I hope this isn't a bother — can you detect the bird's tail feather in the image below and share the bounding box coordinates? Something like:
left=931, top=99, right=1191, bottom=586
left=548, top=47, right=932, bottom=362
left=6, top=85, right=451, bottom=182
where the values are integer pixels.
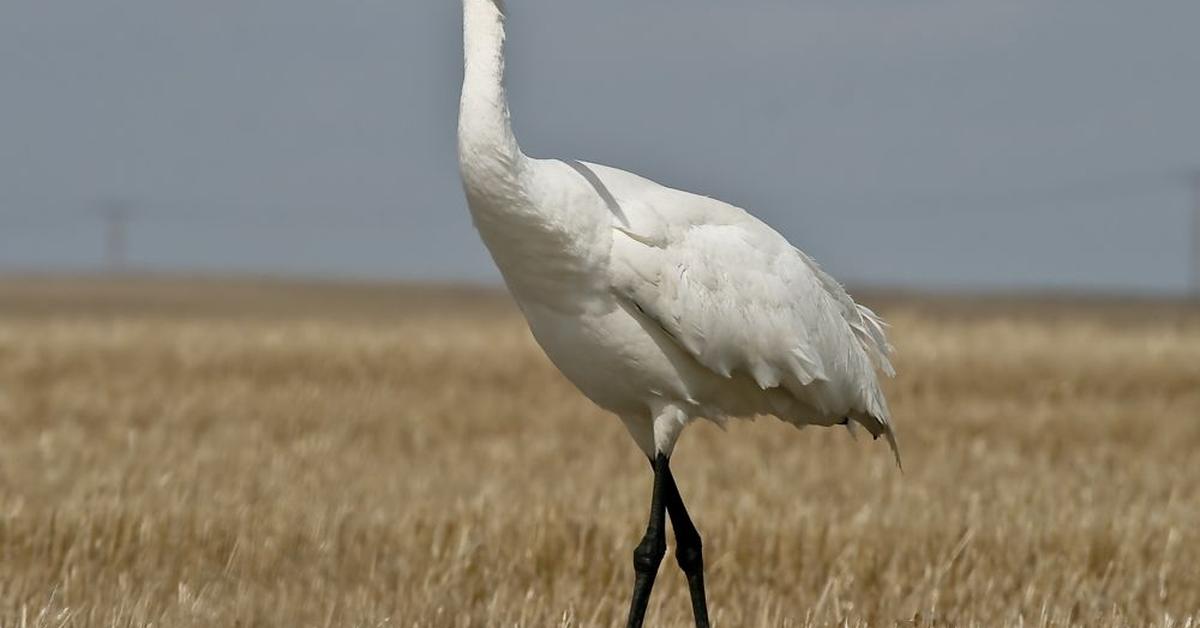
left=851, top=412, right=903, bottom=471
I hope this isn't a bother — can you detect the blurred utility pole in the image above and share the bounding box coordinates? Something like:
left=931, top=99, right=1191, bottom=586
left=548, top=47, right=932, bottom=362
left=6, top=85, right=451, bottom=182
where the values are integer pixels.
left=1193, top=170, right=1200, bottom=297
left=100, top=200, right=131, bottom=273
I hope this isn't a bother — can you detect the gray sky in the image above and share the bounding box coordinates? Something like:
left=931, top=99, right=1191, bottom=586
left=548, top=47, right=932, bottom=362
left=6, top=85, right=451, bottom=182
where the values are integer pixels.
left=2, top=0, right=1199, bottom=293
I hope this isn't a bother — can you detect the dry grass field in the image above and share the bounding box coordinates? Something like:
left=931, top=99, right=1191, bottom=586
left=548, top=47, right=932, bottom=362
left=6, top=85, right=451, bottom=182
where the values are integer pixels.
left=1, top=276, right=1198, bottom=627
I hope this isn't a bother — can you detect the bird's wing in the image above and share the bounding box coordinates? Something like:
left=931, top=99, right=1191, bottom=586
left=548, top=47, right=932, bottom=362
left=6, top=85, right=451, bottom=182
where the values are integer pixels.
left=602, top=175, right=895, bottom=449
left=613, top=217, right=890, bottom=378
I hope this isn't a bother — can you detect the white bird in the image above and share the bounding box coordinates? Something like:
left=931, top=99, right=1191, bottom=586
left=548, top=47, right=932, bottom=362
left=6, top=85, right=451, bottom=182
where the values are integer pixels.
left=457, top=1, right=899, bottom=626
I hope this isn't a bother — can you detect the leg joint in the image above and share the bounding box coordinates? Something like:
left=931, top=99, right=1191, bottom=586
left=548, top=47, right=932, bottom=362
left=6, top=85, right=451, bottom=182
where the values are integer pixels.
left=632, top=533, right=666, bottom=575
left=675, top=535, right=703, bottom=573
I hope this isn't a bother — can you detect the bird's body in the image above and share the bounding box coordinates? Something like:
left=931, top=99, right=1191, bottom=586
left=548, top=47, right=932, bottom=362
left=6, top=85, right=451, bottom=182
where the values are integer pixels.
left=457, top=1, right=898, bottom=625
left=466, top=155, right=897, bottom=458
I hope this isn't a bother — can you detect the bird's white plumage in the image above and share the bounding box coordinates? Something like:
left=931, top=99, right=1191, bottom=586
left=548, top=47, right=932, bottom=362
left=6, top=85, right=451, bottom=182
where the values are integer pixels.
left=458, top=0, right=898, bottom=463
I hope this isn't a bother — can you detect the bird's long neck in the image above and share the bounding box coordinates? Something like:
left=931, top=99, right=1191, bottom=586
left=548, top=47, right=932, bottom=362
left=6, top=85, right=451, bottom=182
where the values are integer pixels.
left=459, top=0, right=524, bottom=184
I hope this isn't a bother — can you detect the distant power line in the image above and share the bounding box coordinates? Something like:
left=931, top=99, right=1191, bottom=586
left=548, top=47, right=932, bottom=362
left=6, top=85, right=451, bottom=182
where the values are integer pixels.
left=1, top=166, right=1198, bottom=287
left=0, top=203, right=417, bottom=225
left=872, top=168, right=1190, bottom=217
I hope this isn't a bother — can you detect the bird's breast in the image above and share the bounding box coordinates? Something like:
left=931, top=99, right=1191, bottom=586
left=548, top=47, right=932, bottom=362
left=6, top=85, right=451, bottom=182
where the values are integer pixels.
left=465, top=171, right=615, bottom=316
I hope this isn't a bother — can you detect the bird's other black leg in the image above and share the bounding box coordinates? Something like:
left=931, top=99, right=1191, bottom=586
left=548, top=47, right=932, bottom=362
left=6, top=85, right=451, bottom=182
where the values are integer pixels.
left=626, top=453, right=669, bottom=628
left=663, top=466, right=710, bottom=628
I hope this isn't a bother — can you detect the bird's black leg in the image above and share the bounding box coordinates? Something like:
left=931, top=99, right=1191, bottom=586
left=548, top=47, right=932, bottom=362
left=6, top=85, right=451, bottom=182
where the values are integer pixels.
left=626, top=453, right=669, bottom=628
left=663, top=465, right=711, bottom=628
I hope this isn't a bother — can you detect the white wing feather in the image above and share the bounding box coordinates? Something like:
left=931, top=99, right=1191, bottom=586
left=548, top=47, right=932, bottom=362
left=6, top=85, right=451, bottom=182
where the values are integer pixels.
left=582, top=162, right=900, bottom=463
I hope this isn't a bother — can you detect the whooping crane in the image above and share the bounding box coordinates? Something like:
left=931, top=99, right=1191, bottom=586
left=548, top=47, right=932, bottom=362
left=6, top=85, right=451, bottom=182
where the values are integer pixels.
left=456, top=1, right=900, bottom=625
